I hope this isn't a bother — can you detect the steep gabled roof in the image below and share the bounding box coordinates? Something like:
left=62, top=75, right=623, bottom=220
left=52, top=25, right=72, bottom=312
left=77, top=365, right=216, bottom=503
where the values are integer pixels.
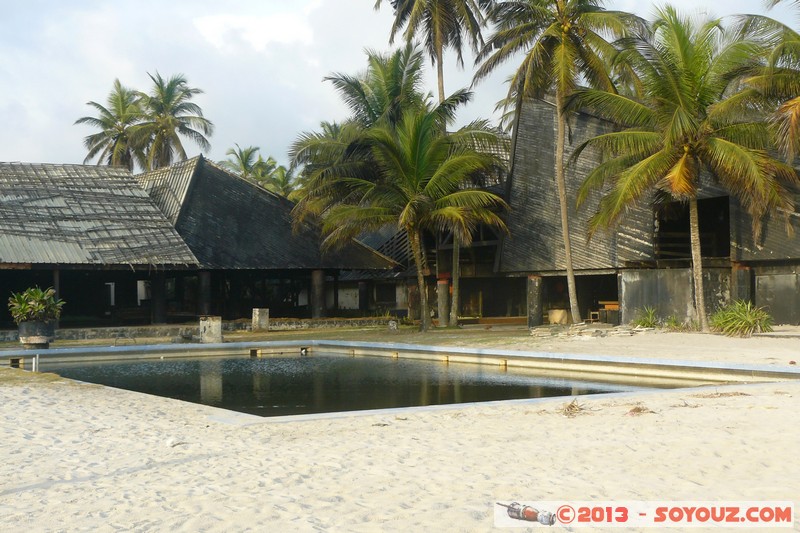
left=138, top=156, right=394, bottom=271
left=0, top=162, right=199, bottom=266
left=134, top=157, right=196, bottom=225
left=498, top=98, right=654, bottom=273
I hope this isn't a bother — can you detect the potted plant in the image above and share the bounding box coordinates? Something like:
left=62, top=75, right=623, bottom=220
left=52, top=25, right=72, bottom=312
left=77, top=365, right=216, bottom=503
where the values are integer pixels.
left=8, top=286, right=65, bottom=349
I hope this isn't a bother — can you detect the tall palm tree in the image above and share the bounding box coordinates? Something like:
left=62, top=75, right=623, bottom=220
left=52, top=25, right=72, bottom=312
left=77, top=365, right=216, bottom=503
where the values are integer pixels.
left=220, top=144, right=262, bottom=178
left=291, top=47, right=429, bottom=224
left=741, top=3, right=800, bottom=163
left=135, top=72, right=214, bottom=170
left=475, top=0, right=640, bottom=324
left=305, top=93, right=507, bottom=331
left=570, top=7, right=799, bottom=331
left=375, top=0, right=494, bottom=103
left=75, top=79, right=144, bottom=171
left=325, top=44, right=426, bottom=128
left=376, top=0, right=495, bottom=326
left=252, top=155, right=278, bottom=181
left=259, top=165, right=298, bottom=199
left=768, top=0, right=800, bottom=10
left=291, top=120, right=373, bottom=226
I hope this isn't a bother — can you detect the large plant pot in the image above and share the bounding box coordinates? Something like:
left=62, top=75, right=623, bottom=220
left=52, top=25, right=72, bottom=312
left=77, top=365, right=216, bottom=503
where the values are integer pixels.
left=18, top=320, right=55, bottom=349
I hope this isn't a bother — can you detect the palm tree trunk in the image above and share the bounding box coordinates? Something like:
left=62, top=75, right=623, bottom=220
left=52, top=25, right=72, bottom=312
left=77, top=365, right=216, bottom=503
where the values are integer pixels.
left=436, top=45, right=446, bottom=104
left=555, top=90, right=581, bottom=323
left=435, top=41, right=454, bottom=328
left=449, top=234, right=460, bottom=326
left=689, top=197, right=709, bottom=331
left=411, top=229, right=432, bottom=331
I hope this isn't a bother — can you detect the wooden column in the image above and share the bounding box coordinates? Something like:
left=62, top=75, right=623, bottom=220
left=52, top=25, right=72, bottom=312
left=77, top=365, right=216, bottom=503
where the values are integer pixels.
left=52, top=268, right=60, bottom=299
left=358, top=281, right=369, bottom=313
left=731, top=263, right=753, bottom=303
left=407, top=281, right=420, bottom=320
left=151, top=272, right=167, bottom=324
left=436, top=279, right=450, bottom=327
left=332, top=272, right=340, bottom=314
left=52, top=268, right=60, bottom=327
left=311, top=269, right=326, bottom=319
left=199, top=271, right=212, bottom=316
left=527, top=275, right=543, bottom=328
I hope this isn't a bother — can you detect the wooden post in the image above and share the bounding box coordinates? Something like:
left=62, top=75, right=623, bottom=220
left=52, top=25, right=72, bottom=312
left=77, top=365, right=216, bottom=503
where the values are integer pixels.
left=151, top=271, right=167, bottom=324
left=407, top=281, right=420, bottom=321
left=436, top=279, right=450, bottom=327
left=358, top=281, right=369, bottom=314
left=332, top=272, right=339, bottom=313
left=527, top=275, right=543, bottom=328
left=311, top=269, right=326, bottom=319
left=731, top=263, right=752, bottom=303
left=52, top=268, right=60, bottom=328
left=199, top=271, right=211, bottom=316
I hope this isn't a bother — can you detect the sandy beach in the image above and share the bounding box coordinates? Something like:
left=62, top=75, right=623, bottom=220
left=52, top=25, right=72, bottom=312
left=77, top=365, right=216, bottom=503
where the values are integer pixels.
left=1, top=330, right=799, bottom=532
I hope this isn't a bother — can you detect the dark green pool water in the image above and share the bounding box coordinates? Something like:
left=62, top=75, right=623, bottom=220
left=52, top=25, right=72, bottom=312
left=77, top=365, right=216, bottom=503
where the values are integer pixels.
left=43, top=355, right=645, bottom=417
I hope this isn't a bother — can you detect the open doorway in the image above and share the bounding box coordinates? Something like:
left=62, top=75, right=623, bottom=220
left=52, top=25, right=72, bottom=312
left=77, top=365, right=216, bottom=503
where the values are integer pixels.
left=541, top=274, right=619, bottom=324
left=655, top=196, right=730, bottom=260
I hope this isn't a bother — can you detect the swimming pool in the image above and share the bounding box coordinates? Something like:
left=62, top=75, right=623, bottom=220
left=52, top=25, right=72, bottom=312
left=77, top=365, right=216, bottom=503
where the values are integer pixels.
left=42, top=354, right=649, bottom=417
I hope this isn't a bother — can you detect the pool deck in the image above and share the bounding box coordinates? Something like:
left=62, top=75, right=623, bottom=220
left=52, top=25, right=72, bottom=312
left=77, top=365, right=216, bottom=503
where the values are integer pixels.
left=4, top=335, right=799, bottom=388
left=1, top=328, right=799, bottom=531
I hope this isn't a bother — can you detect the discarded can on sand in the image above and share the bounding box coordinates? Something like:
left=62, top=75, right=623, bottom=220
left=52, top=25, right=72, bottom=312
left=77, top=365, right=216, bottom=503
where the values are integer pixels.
left=499, top=502, right=556, bottom=525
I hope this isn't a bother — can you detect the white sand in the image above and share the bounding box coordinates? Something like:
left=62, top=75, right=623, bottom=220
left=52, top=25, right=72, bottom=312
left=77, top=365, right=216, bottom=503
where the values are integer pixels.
left=1, top=332, right=799, bottom=532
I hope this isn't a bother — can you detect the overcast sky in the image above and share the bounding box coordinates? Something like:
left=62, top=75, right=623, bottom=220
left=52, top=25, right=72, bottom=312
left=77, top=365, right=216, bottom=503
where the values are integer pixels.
left=0, top=0, right=795, bottom=169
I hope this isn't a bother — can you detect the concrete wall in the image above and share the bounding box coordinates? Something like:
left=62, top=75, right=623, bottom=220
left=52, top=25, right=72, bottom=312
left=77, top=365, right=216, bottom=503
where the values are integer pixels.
left=325, top=285, right=360, bottom=311
left=620, top=268, right=730, bottom=324
left=752, top=265, right=800, bottom=324
left=339, top=287, right=360, bottom=310
left=395, top=284, right=408, bottom=309
left=0, top=317, right=398, bottom=343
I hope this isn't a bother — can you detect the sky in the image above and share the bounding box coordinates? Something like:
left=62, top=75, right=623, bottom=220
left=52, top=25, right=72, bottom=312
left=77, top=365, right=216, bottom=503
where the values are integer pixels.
left=0, top=0, right=796, bottom=170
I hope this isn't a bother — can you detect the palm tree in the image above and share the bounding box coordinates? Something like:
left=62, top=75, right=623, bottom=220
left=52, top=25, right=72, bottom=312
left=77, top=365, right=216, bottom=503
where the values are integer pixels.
left=135, top=72, right=214, bottom=170
left=291, top=47, right=430, bottom=223
left=259, top=165, right=298, bottom=199
left=740, top=4, right=800, bottom=162
left=768, top=0, right=800, bottom=10
left=251, top=155, right=278, bottom=181
left=325, top=44, right=426, bottom=128
left=220, top=144, right=262, bottom=178
left=75, top=79, right=144, bottom=171
left=303, top=92, right=507, bottom=331
left=474, top=0, right=640, bottom=324
left=375, top=0, right=494, bottom=103
left=376, top=0, right=495, bottom=326
left=291, top=120, right=373, bottom=225
left=570, top=7, right=799, bottom=331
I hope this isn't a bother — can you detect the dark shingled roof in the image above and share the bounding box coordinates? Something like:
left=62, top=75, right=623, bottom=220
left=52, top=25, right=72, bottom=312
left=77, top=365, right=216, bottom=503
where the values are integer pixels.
left=498, top=98, right=654, bottom=274
left=0, top=162, right=199, bottom=266
left=137, top=156, right=395, bottom=271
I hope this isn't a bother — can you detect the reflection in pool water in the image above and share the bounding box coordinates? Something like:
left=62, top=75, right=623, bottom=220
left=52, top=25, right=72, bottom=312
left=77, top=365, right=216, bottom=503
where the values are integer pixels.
left=44, top=355, right=648, bottom=417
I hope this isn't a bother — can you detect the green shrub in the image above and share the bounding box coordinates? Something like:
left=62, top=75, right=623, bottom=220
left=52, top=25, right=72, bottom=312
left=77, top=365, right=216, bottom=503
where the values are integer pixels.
left=664, top=315, right=691, bottom=332
left=632, top=306, right=659, bottom=328
left=7, top=286, right=65, bottom=325
left=710, top=300, right=773, bottom=337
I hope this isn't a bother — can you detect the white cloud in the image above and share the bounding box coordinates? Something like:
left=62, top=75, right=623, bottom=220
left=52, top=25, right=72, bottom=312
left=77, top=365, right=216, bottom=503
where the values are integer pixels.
left=0, top=0, right=794, bottom=168
left=193, top=13, right=314, bottom=54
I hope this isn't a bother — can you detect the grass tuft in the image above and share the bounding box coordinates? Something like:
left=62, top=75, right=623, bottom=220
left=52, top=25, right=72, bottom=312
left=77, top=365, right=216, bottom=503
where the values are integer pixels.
left=632, top=306, right=659, bottom=328
left=558, top=398, right=586, bottom=417
left=625, top=403, right=655, bottom=416
left=709, top=300, right=773, bottom=337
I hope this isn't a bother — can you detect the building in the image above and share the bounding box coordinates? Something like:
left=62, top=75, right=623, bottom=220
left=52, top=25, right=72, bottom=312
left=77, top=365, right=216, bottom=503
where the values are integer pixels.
left=0, top=162, right=198, bottom=327
left=0, top=158, right=394, bottom=327
left=499, top=97, right=800, bottom=326
left=137, top=155, right=394, bottom=320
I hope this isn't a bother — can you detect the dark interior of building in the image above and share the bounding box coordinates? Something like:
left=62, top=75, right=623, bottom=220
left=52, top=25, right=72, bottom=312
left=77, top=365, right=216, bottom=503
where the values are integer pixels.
left=655, top=196, right=731, bottom=260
